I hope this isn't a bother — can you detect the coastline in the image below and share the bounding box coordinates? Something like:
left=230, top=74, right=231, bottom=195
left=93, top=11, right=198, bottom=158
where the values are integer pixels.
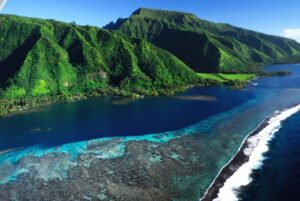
left=0, top=74, right=258, bottom=118
left=200, top=103, right=300, bottom=201
left=199, top=114, right=271, bottom=201
left=0, top=85, right=191, bottom=118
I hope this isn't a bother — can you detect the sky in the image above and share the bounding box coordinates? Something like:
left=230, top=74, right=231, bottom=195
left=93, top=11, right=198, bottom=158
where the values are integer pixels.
left=0, top=0, right=300, bottom=42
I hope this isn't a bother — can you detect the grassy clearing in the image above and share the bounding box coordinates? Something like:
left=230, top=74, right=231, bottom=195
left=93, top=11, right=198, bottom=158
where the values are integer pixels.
left=198, top=73, right=256, bottom=83
left=218, top=73, right=256, bottom=81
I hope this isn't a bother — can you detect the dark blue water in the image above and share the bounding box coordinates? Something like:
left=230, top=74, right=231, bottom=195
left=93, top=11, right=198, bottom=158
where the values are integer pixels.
left=236, top=63, right=300, bottom=201
left=239, top=111, right=300, bottom=201
left=0, top=87, right=253, bottom=150
left=1, top=64, right=300, bottom=201
left=1, top=63, right=300, bottom=152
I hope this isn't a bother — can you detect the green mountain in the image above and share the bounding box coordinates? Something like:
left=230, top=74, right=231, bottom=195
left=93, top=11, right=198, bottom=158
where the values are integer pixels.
left=0, top=14, right=201, bottom=100
left=104, top=8, right=300, bottom=73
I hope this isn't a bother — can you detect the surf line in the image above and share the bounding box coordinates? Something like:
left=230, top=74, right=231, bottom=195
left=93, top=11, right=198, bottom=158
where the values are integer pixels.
left=200, top=103, right=300, bottom=201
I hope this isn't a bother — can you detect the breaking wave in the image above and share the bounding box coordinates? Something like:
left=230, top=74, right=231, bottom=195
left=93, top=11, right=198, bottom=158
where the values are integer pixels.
left=202, top=104, right=300, bottom=201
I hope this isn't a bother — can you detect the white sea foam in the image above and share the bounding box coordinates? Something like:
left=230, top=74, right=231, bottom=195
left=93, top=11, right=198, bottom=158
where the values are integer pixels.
left=211, top=104, right=300, bottom=201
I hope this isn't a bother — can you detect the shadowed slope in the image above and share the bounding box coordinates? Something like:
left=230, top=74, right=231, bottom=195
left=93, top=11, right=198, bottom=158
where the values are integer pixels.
left=105, top=8, right=300, bottom=73
left=0, top=14, right=200, bottom=99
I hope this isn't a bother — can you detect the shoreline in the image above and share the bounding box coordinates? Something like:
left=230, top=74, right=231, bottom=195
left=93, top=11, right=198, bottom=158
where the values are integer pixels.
left=199, top=114, right=272, bottom=201
left=0, top=74, right=257, bottom=118
left=200, top=103, right=300, bottom=201
left=0, top=86, right=188, bottom=118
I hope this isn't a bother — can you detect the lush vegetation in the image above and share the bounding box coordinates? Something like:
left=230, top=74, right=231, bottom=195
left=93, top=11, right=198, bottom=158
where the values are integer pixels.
left=0, top=9, right=297, bottom=116
left=197, top=73, right=256, bottom=89
left=0, top=14, right=223, bottom=116
left=105, top=8, right=300, bottom=73
left=198, top=73, right=256, bottom=83
left=0, top=14, right=202, bottom=94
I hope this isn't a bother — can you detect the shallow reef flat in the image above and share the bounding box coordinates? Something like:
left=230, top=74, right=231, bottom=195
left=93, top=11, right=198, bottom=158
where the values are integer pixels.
left=1, top=86, right=300, bottom=201
left=0, top=132, right=214, bottom=201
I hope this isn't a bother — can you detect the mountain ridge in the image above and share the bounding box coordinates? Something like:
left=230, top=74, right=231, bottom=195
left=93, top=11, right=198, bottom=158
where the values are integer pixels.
left=0, top=14, right=203, bottom=99
left=0, top=9, right=295, bottom=115
left=105, top=8, right=300, bottom=73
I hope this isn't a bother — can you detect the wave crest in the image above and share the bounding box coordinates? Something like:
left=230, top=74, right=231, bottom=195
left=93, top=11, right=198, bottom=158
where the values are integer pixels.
left=201, top=104, right=300, bottom=201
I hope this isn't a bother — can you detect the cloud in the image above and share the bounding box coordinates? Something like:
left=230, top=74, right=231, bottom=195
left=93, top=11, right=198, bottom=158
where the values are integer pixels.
left=284, top=28, right=300, bottom=42
left=0, top=0, right=8, bottom=11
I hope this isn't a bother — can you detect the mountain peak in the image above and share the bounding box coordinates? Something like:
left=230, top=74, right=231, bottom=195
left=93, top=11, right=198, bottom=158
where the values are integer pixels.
left=105, top=8, right=300, bottom=73
left=104, top=8, right=197, bottom=30
left=131, top=8, right=195, bottom=19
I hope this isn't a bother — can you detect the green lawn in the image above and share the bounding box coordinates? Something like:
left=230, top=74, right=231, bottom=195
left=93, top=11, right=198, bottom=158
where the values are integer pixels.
left=198, top=73, right=256, bottom=83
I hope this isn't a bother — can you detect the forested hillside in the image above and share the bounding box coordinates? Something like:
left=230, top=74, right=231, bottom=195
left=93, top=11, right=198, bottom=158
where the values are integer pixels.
left=105, top=8, right=300, bottom=73
left=0, top=14, right=202, bottom=100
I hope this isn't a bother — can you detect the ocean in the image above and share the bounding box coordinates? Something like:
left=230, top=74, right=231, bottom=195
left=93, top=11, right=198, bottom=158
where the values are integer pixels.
left=0, top=86, right=253, bottom=150
left=238, top=109, right=300, bottom=201
left=202, top=64, right=300, bottom=201
left=0, top=63, right=300, bottom=200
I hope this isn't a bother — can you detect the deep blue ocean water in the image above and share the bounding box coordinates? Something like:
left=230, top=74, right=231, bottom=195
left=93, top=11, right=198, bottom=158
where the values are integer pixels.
left=239, top=109, right=300, bottom=201
left=234, top=64, right=300, bottom=201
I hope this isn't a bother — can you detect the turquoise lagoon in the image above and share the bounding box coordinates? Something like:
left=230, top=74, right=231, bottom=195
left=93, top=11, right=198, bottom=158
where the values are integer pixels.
left=1, top=64, right=300, bottom=200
